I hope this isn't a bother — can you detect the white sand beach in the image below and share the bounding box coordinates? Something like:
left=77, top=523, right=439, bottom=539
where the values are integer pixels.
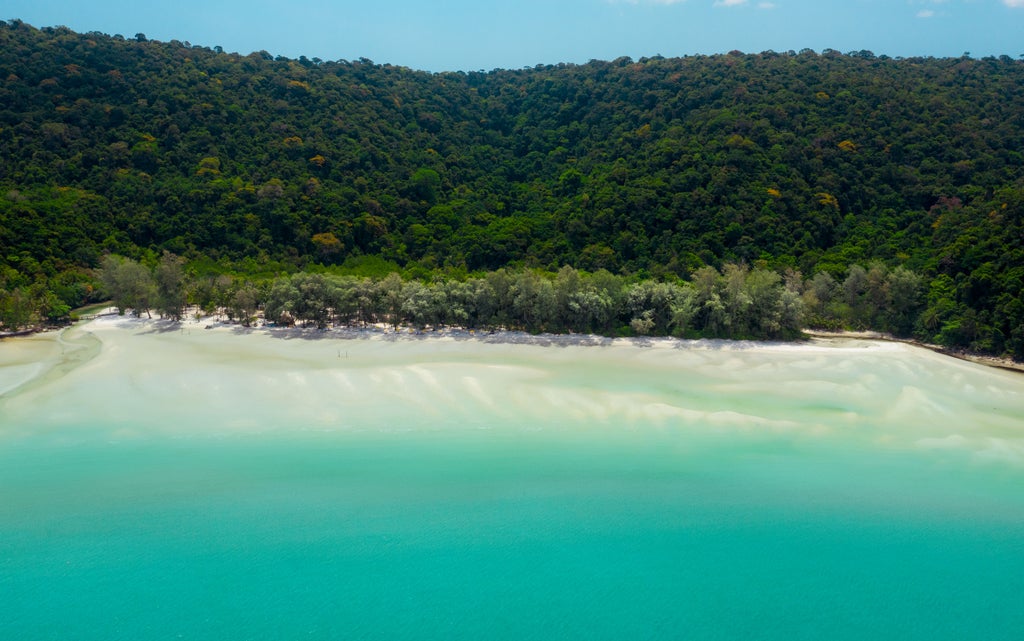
left=2, top=312, right=1022, bottom=465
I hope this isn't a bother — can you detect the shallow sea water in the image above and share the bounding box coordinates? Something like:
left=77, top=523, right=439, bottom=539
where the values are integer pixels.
left=2, top=321, right=1023, bottom=640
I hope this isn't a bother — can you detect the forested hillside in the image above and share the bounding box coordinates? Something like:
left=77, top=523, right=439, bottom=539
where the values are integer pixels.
left=2, top=20, right=1023, bottom=356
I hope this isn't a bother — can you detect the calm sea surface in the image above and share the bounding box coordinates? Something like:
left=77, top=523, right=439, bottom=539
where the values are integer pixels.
left=2, top=324, right=1023, bottom=640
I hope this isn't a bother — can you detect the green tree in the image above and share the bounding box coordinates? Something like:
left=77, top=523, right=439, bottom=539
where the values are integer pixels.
left=885, top=267, right=923, bottom=337
left=228, top=284, right=260, bottom=326
left=380, top=273, right=405, bottom=330
left=155, top=251, right=187, bottom=320
left=99, top=255, right=156, bottom=317
left=0, top=288, right=36, bottom=330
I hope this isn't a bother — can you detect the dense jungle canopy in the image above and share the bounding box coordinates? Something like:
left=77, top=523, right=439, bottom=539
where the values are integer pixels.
left=1, top=20, right=1023, bottom=357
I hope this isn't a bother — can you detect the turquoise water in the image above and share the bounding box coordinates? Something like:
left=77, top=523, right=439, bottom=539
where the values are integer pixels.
left=2, top=327, right=1024, bottom=639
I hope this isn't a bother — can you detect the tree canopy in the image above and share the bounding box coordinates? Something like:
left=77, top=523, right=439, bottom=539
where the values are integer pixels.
left=1, top=21, right=1023, bottom=358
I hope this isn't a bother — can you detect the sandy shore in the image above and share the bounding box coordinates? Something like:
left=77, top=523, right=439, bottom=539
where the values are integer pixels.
left=1, top=309, right=1008, bottom=408
left=2, top=309, right=1022, bottom=466
left=20, top=308, right=1021, bottom=369
left=804, top=329, right=1024, bottom=374
left=84, top=310, right=1024, bottom=379
left=83, top=308, right=903, bottom=350
left=0, top=308, right=914, bottom=420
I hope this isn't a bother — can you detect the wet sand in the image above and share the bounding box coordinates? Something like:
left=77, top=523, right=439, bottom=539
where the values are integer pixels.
left=2, top=313, right=1022, bottom=465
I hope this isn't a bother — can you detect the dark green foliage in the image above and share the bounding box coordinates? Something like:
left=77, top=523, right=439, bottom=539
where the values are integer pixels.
left=154, top=251, right=186, bottom=320
left=1, top=22, right=1023, bottom=357
left=98, top=254, right=155, bottom=316
left=0, top=287, right=36, bottom=330
left=248, top=265, right=806, bottom=340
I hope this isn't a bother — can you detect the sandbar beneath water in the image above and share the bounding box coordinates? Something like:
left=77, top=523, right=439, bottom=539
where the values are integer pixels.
left=1, top=314, right=1022, bottom=464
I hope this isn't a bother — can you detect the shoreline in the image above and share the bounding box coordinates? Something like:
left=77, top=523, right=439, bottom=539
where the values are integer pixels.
left=3, top=308, right=1022, bottom=463
left=86, top=310, right=869, bottom=353
left=5, top=309, right=1022, bottom=381
left=0, top=324, right=102, bottom=401
left=95, top=308, right=1024, bottom=374
left=85, top=309, right=1023, bottom=371
left=803, top=329, right=1024, bottom=375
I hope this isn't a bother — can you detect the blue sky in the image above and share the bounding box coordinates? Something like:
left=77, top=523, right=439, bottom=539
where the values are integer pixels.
left=6, top=1, right=1024, bottom=71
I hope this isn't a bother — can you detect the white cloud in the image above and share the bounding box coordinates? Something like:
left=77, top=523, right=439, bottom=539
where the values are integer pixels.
left=917, top=9, right=935, bottom=17
left=714, top=0, right=748, bottom=7
left=758, top=2, right=777, bottom=8
left=1003, top=0, right=1024, bottom=8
